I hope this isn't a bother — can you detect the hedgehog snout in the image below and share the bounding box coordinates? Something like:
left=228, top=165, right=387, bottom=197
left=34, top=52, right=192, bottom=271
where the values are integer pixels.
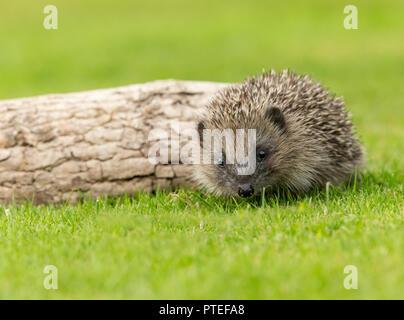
left=238, top=183, right=254, bottom=197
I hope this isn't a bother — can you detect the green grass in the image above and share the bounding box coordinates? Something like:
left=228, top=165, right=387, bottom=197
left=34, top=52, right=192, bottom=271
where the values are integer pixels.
left=0, top=0, right=404, bottom=299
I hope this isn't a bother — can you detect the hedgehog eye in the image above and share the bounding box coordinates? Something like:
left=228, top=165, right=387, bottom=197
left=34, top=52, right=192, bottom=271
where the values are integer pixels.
left=257, top=150, right=266, bottom=161
left=216, top=154, right=225, bottom=167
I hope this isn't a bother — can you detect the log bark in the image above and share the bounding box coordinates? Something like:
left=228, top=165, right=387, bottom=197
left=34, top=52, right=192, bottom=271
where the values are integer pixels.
left=0, top=80, right=228, bottom=204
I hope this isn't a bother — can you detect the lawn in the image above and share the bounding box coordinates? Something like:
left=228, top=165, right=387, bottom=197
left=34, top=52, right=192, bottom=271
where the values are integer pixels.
left=0, top=0, right=403, bottom=299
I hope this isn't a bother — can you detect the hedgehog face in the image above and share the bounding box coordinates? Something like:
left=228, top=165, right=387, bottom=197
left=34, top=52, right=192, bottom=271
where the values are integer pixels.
left=196, top=106, right=290, bottom=197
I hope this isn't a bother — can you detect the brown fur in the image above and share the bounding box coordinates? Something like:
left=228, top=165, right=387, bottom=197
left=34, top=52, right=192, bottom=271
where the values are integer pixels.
left=194, top=69, right=364, bottom=197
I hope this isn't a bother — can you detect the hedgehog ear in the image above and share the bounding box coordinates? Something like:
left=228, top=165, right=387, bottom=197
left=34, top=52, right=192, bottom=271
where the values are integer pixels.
left=265, top=106, right=286, bottom=131
left=197, top=120, right=205, bottom=146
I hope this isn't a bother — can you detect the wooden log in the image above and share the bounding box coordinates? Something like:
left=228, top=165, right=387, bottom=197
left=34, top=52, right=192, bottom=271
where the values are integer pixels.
left=0, top=80, right=228, bottom=204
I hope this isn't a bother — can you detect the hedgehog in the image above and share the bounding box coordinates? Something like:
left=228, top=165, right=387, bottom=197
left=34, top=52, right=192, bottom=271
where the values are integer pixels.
left=195, top=69, right=364, bottom=198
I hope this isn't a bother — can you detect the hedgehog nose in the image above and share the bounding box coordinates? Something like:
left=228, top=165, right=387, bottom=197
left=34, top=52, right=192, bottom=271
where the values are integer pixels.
left=238, top=184, right=254, bottom=197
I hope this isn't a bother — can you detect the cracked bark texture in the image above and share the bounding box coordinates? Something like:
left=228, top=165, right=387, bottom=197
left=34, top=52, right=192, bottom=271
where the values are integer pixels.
left=0, top=80, right=228, bottom=204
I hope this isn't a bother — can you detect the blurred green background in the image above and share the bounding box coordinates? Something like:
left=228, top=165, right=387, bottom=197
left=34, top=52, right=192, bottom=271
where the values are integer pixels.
left=0, top=0, right=403, bottom=299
